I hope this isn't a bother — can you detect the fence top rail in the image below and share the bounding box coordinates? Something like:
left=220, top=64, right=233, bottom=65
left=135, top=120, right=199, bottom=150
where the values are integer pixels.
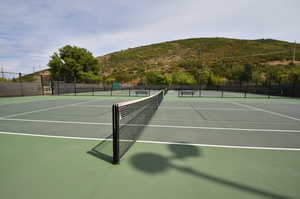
left=1, top=71, right=22, bottom=74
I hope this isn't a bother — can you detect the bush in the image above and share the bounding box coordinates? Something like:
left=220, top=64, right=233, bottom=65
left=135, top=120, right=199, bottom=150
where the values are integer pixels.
left=171, top=72, right=196, bottom=85
left=145, top=71, right=171, bottom=85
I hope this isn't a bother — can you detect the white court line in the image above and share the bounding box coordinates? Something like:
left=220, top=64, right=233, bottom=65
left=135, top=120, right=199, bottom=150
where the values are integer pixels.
left=167, top=97, right=300, bottom=104
left=0, top=98, right=55, bottom=106
left=144, top=124, right=300, bottom=133
left=159, top=107, right=255, bottom=111
left=1, top=117, right=300, bottom=133
left=150, top=118, right=297, bottom=124
left=138, top=140, right=300, bottom=151
left=231, top=102, right=300, bottom=122
left=2, top=100, right=99, bottom=118
left=76, top=104, right=111, bottom=108
left=0, top=131, right=102, bottom=140
left=244, top=101, right=300, bottom=105
left=1, top=130, right=300, bottom=151
left=0, top=118, right=110, bottom=126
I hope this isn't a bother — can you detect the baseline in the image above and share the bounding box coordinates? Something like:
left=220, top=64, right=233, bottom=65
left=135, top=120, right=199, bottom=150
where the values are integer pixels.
left=1, top=130, right=299, bottom=151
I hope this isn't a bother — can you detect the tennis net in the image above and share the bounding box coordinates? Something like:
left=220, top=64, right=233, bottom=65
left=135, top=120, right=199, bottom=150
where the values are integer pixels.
left=112, top=90, right=164, bottom=164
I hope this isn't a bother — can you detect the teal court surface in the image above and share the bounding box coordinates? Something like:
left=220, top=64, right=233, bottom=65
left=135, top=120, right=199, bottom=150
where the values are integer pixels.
left=0, top=90, right=300, bottom=199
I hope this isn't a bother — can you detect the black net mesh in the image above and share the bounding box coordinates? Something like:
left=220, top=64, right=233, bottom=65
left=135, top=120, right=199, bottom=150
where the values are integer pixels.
left=112, top=91, right=164, bottom=164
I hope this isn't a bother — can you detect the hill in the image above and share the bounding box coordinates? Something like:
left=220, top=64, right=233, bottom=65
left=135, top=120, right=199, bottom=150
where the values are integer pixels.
left=19, top=38, right=299, bottom=85
left=97, top=37, right=299, bottom=84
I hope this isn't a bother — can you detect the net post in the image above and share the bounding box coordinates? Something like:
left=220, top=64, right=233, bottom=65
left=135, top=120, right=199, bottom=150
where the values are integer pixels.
left=112, top=104, right=120, bottom=164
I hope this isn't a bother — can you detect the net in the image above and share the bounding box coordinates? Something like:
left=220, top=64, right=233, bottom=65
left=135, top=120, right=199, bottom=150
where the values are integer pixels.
left=164, top=88, right=169, bottom=95
left=112, top=90, right=164, bottom=164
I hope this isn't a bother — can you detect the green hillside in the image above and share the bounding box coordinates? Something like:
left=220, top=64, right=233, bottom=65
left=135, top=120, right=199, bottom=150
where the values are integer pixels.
left=19, top=38, right=299, bottom=86
left=97, top=37, right=300, bottom=85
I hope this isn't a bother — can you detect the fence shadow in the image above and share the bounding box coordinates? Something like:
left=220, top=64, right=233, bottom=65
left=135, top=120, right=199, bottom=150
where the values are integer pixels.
left=130, top=144, right=291, bottom=199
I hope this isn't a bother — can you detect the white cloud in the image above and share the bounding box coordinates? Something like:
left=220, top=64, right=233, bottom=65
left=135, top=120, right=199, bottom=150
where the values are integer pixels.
left=0, top=0, right=299, bottom=73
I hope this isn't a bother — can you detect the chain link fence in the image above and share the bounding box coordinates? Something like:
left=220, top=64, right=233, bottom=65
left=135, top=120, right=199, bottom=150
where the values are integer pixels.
left=1, top=72, right=299, bottom=98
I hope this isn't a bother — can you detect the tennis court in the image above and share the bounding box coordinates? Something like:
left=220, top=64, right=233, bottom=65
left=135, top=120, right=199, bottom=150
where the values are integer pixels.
left=0, top=91, right=300, bottom=199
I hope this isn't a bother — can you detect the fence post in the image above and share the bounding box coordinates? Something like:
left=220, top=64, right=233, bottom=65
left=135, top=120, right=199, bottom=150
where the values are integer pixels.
left=51, top=80, right=54, bottom=95
left=19, top=73, right=24, bottom=96
left=268, top=81, right=271, bottom=99
left=291, top=81, right=296, bottom=97
left=1, top=68, right=4, bottom=79
left=58, top=81, right=60, bottom=95
left=40, top=75, right=44, bottom=95
left=74, top=77, right=77, bottom=96
left=221, top=85, right=224, bottom=98
left=244, top=82, right=248, bottom=98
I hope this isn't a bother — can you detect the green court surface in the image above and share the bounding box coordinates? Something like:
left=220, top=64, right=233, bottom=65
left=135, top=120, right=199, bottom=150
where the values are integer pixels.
left=0, top=92, right=300, bottom=199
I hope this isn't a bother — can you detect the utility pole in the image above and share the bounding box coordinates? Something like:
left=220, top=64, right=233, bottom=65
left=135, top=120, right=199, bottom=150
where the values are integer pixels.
left=198, top=48, right=202, bottom=85
left=293, top=41, right=296, bottom=63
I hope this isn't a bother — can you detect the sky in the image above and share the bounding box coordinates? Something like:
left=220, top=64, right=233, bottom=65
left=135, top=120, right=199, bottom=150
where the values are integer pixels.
left=1, top=0, right=300, bottom=74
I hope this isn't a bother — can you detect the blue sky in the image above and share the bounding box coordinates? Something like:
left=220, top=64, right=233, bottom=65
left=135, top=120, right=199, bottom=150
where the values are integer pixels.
left=1, top=0, right=299, bottom=73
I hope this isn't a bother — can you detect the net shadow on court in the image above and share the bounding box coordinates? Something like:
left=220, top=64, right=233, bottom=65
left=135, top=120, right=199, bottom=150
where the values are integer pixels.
left=87, top=134, right=113, bottom=163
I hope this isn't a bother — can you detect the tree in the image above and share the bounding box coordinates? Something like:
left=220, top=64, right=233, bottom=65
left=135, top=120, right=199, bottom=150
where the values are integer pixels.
left=286, top=64, right=300, bottom=96
left=287, top=64, right=300, bottom=85
left=252, top=70, right=263, bottom=85
left=171, top=72, right=196, bottom=85
left=0, top=78, right=8, bottom=82
left=48, top=45, right=101, bottom=82
left=241, top=63, right=253, bottom=82
left=112, top=70, right=132, bottom=83
left=207, top=74, right=223, bottom=86
left=145, top=71, right=171, bottom=85
left=180, top=60, right=216, bottom=85
left=228, top=64, right=253, bottom=84
left=265, top=65, right=288, bottom=86
left=103, top=75, right=115, bottom=84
